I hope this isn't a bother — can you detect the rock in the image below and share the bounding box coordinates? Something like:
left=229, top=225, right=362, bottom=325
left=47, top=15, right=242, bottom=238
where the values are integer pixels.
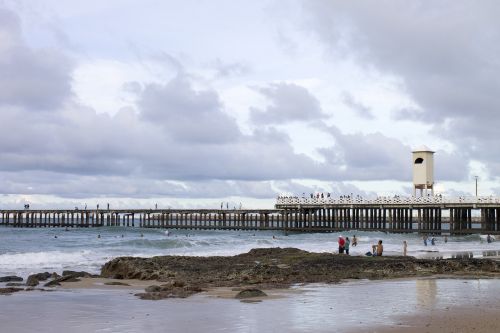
left=235, top=288, right=267, bottom=299
left=0, top=276, right=23, bottom=282
left=62, top=270, right=97, bottom=278
left=5, top=282, right=24, bottom=287
left=145, top=285, right=162, bottom=293
left=104, top=281, right=130, bottom=286
left=0, top=287, right=24, bottom=295
left=44, top=280, right=61, bottom=287
left=25, top=276, right=39, bottom=287
left=44, top=274, right=80, bottom=287
left=26, top=272, right=51, bottom=287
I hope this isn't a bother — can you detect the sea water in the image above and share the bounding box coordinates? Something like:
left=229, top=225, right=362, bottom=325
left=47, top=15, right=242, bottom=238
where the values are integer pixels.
left=0, top=226, right=499, bottom=278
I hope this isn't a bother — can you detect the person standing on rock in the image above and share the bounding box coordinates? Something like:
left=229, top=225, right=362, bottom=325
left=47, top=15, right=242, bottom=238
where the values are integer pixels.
left=345, top=237, right=350, bottom=255
left=338, top=236, right=345, bottom=254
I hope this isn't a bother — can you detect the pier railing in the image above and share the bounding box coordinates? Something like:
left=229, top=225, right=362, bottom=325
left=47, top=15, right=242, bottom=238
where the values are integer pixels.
left=275, top=196, right=500, bottom=207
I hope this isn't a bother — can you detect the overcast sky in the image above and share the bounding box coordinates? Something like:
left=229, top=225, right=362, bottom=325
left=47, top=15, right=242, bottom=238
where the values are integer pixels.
left=1, top=0, right=499, bottom=209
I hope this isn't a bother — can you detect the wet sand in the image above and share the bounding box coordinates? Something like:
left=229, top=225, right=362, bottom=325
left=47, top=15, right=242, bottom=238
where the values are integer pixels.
left=2, top=277, right=500, bottom=333
left=367, top=307, right=500, bottom=333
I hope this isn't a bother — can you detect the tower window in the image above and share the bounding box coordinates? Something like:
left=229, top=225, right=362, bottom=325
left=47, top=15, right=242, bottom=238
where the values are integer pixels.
left=414, top=158, right=424, bottom=164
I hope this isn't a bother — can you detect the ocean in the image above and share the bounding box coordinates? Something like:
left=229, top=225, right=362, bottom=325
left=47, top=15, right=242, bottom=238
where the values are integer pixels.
left=0, top=226, right=498, bottom=278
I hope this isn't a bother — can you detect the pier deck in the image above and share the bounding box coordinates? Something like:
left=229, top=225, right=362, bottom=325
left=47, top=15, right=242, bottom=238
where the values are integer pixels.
left=1, top=196, right=500, bottom=234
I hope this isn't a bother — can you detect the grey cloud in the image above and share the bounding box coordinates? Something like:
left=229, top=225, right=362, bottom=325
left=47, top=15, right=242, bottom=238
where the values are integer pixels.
left=317, top=124, right=468, bottom=182
left=212, top=58, right=250, bottom=78
left=139, top=74, right=241, bottom=144
left=250, top=82, right=327, bottom=124
left=391, top=107, right=423, bottom=121
left=303, top=0, right=500, bottom=176
left=341, top=92, right=374, bottom=119
left=0, top=7, right=73, bottom=110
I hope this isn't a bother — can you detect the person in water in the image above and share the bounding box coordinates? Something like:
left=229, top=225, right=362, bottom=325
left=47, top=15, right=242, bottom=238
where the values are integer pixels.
left=403, top=240, right=407, bottom=256
left=423, top=234, right=428, bottom=246
left=376, top=240, right=383, bottom=256
left=338, top=236, right=345, bottom=254
left=431, top=237, right=436, bottom=246
left=352, top=235, right=358, bottom=247
left=345, top=237, right=350, bottom=255
left=487, top=234, right=493, bottom=243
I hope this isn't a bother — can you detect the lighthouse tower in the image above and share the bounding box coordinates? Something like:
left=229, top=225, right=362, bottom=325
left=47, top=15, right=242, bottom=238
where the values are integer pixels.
left=412, top=145, right=435, bottom=197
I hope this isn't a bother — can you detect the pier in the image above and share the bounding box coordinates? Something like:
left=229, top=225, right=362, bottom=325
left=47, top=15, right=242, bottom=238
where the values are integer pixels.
left=1, top=196, right=500, bottom=234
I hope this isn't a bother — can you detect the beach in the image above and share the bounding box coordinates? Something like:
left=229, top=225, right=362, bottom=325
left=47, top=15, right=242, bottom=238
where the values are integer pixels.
left=1, top=227, right=500, bottom=332
left=1, top=277, right=500, bottom=332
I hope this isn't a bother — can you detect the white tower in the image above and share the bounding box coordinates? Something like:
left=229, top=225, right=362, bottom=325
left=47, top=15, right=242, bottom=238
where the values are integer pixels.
left=412, top=145, right=435, bottom=196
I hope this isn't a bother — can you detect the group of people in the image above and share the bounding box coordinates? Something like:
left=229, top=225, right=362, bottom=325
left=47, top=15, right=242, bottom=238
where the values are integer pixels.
left=337, top=234, right=384, bottom=256
left=337, top=235, right=359, bottom=255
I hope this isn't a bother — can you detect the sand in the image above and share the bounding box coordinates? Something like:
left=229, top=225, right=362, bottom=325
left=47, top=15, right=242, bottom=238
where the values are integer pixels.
left=365, top=307, right=500, bottom=333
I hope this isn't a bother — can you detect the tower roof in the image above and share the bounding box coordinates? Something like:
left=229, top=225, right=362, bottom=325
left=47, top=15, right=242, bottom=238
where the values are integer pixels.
left=412, top=145, right=434, bottom=153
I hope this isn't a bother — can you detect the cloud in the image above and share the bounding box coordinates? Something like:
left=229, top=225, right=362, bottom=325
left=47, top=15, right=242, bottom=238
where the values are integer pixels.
left=341, top=92, right=374, bottom=119
left=250, top=82, right=327, bottom=124
left=303, top=0, right=500, bottom=177
left=0, top=7, right=73, bottom=110
left=139, top=74, right=242, bottom=144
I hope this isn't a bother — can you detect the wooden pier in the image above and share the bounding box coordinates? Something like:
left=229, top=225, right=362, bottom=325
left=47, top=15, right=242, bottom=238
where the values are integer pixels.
left=1, top=196, right=500, bottom=234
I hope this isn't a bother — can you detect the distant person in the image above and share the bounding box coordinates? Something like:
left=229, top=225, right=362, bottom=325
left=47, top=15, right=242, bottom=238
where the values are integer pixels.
left=97, top=234, right=101, bottom=239
left=376, top=240, right=383, bottom=256
left=272, top=235, right=276, bottom=240
left=97, top=204, right=99, bottom=210
left=352, top=235, right=358, bottom=247
left=487, top=234, right=493, bottom=243
left=338, top=236, right=345, bottom=254
left=140, top=233, right=144, bottom=238
left=431, top=237, right=436, bottom=246
left=371, top=244, right=377, bottom=255
left=155, top=203, right=158, bottom=210
left=423, top=235, right=428, bottom=246
left=444, top=235, right=448, bottom=243
left=107, top=203, right=110, bottom=210
left=345, top=237, right=350, bottom=255
left=403, top=240, right=407, bottom=256
left=54, top=235, right=58, bottom=239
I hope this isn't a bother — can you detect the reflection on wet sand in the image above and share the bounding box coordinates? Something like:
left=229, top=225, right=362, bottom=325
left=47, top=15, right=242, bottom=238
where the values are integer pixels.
left=416, top=279, right=437, bottom=309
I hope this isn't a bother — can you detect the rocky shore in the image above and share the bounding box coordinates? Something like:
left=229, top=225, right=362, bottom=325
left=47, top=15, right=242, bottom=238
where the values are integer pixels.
left=100, top=247, right=500, bottom=299
left=2, top=248, right=500, bottom=300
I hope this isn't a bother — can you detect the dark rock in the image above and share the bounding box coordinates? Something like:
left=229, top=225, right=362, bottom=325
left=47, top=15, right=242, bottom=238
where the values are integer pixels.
left=99, top=247, right=500, bottom=300
left=44, top=280, right=61, bottom=287
left=104, top=281, right=130, bottom=286
left=0, top=287, right=24, bottom=295
left=5, top=282, right=24, bottom=287
left=62, top=270, right=96, bottom=278
left=0, top=276, right=23, bottom=283
left=145, top=285, right=162, bottom=293
left=26, top=272, right=53, bottom=287
left=235, top=288, right=267, bottom=299
left=25, top=276, right=39, bottom=287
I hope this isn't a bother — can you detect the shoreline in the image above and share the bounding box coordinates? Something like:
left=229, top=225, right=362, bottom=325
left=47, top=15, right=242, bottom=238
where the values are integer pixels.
left=1, top=277, right=500, bottom=333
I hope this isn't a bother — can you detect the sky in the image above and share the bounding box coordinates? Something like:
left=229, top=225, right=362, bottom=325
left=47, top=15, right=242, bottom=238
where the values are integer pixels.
left=1, top=0, right=499, bottom=209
